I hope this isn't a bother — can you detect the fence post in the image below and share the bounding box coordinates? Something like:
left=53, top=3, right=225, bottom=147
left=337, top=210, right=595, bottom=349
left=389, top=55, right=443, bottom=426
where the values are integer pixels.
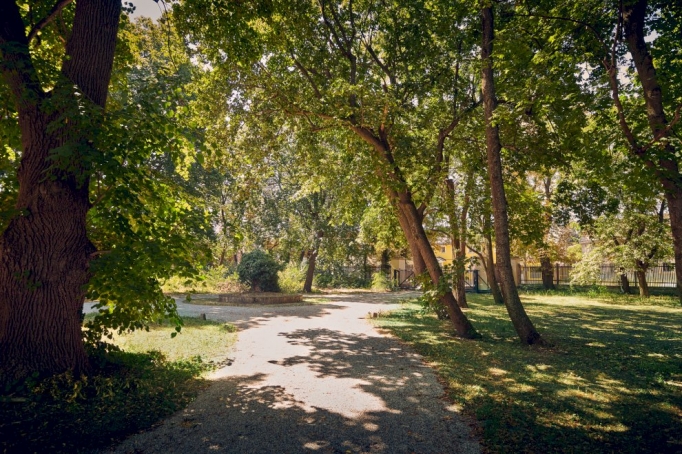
left=556, top=263, right=560, bottom=286
left=473, top=270, right=479, bottom=293
left=515, top=263, right=522, bottom=286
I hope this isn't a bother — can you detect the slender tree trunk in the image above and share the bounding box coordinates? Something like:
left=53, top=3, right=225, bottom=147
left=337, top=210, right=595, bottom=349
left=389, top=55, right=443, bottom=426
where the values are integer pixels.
left=483, top=215, right=504, bottom=305
left=481, top=6, right=543, bottom=345
left=394, top=192, right=479, bottom=338
left=620, top=273, right=632, bottom=294
left=540, top=255, right=555, bottom=290
left=303, top=250, right=317, bottom=293
left=622, top=0, right=682, bottom=303
left=454, top=238, right=468, bottom=308
left=0, top=0, right=122, bottom=383
left=635, top=261, right=650, bottom=297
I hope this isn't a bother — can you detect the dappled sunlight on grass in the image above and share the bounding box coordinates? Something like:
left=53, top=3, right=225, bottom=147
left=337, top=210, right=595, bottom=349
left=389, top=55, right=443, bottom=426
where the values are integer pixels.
left=376, top=292, right=682, bottom=453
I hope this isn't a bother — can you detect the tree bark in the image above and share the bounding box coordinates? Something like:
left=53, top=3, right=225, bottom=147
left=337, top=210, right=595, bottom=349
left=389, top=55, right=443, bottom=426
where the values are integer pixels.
left=398, top=195, right=478, bottom=337
left=540, top=255, right=555, bottom=290
left=0, top=0, right=122, bottom=382
left=454, top=238, right=468, bottom=308
left=481, top=5, right=543, bottom=345
left=620, top=272, right=632, bottom=294
left=303, top=249, right=317, bottom=293
left=483, top=215, right=504, bottom=305
left=622, top=0, right=682, bottom=303
left=635, top=261, right=650, bottom=298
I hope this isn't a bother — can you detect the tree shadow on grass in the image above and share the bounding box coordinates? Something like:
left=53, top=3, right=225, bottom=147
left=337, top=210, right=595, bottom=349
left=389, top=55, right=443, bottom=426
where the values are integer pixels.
left=382, top=296, right=682, bottom=454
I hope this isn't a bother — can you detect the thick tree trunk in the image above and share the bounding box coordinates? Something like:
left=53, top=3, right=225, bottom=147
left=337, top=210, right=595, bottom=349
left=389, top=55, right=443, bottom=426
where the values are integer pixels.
left=481, top=6, right=543, bottom=345
left=303, top=250, right=317, bottom=293
left=623, top=0, right=682, bottom=303
left=635, top=262, right=650, bottom=298
left=540, top=255, right=555, bottom=290
left=0, top=0, right=122, bottom=383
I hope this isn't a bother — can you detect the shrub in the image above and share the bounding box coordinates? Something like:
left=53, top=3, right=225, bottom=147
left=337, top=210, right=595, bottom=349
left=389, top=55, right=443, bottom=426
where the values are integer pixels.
left=279, top=262, right=305, bottom=293
left=237, top=250, right=281, bottom=292
left=161, top=266, right=245, bottom=294
left=0, top=350, right=208, bottom=453
left=371, top=272, right=393, bottom=291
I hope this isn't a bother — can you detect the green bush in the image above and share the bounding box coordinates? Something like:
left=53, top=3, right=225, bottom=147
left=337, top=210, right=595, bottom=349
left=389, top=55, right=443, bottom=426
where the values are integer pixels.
left=0, top=350, right=208, bottom=453
left=279, top=262, right=306, bottom=293
left=237, top=250, right=281, bottom=292
left=371, top=272, right=393, bottom=291
left=161, top=266, right=245, bottom=294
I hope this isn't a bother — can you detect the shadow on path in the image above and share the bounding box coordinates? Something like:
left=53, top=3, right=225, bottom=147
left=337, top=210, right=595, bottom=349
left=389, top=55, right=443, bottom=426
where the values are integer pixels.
left=105, top=291, right=478, bottom=454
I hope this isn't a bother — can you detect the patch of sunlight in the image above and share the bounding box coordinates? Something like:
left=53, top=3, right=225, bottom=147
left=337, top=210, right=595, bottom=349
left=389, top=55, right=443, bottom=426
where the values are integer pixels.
left=655, top=402, right=682, bottom=417
left=507, top=383, right=537, bottom=393
left=488, top=367, right=508, bottom=376
left=586, top=342, right=607, bottom=347
left=557, top=372, right=586, bottom=386
left=665, top=380, right=682, bottom=388
left=363, top=422, right=379, bottom=431
left=557, top=388, right=616, bottom=403
left=584, top=408, right=617, bottom=420
left=595, top=373, right=625, bottom=387
left=536, top=411, right=582, bottom=429
left=594, top=422, right=629, bottom=433
left=647, top=353, right=667, bottom=358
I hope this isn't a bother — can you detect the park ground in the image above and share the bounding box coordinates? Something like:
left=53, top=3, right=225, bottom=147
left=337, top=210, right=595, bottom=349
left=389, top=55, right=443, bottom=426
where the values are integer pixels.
left=374, top=290, right=682, bottom=453
left=1, top=290, right=680, bottom=453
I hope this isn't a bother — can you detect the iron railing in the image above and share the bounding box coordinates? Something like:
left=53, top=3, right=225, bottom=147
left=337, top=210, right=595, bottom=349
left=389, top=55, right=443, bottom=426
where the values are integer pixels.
left=519, top=264, right=676, bottom=288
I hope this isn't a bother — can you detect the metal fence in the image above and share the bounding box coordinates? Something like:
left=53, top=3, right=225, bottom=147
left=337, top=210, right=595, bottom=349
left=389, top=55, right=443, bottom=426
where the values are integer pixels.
left=519, top=264, right=676, bottom=288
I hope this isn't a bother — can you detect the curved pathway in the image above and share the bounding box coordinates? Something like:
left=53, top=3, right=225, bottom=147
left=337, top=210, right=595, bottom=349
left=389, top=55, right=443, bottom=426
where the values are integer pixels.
left=103, top=292, right=480, bottom=454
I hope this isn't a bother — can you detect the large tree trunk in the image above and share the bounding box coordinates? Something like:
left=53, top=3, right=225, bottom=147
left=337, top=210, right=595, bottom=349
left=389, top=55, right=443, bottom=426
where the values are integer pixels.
left=622, top=0, right=682, bottom=303
left=540, top=255, right=555, bottom=290
left=303, top=250, right=317, bottom=293
left=481, top=6, right=543, bottom=345
left=0, top=0, right=122, bottom=383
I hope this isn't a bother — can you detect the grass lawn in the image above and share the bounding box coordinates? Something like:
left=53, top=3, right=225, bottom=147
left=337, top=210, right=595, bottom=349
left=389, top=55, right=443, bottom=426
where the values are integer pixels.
left=374, top=291, right=682, bottom=454
left=1, top=317, right=237, bottom=454
left=110, top=316, right=238, bottom=365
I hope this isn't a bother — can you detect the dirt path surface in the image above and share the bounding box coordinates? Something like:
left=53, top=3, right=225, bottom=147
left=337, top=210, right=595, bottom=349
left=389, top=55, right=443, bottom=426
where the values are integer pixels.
left=102, top=292, right=480, bottom=454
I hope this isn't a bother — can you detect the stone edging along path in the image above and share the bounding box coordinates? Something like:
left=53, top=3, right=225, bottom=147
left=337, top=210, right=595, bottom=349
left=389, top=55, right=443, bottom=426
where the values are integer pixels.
left=100, top=292, right=481, bottom=454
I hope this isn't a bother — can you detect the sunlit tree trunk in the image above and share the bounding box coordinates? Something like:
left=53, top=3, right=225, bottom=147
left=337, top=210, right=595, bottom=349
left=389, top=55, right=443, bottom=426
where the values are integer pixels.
left=622, top=0, right=682, bottom=304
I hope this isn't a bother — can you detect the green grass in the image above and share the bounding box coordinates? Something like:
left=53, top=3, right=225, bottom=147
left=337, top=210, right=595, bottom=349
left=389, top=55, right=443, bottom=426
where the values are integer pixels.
left=1, top=317, right=237, bottom=453
left=374, top=292, right=682, bottom=454
left=110, top=316, right=237, bottom=365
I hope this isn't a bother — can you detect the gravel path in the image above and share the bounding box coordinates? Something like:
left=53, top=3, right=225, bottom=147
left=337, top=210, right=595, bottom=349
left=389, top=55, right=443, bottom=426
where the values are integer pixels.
left=99, top=292, right=480, bottom=454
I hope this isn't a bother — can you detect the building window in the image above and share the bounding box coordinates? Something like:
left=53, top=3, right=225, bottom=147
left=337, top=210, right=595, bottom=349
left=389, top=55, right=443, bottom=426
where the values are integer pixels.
left=441, top=246, right=446, bottom=253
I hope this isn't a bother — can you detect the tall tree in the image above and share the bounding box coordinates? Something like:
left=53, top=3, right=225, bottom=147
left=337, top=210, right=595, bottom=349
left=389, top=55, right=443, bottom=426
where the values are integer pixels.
left=0, top=0, right=122, bottom=381
left=481, top=4, right=544, bottom=345
left=176, top=0, right=480, bottom=338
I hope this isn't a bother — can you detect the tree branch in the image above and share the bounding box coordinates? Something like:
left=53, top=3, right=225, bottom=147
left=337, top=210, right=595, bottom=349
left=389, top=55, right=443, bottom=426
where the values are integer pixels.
left=0, top=0, right=44, bottom=111
left=27, top=0, right=74, bottom=43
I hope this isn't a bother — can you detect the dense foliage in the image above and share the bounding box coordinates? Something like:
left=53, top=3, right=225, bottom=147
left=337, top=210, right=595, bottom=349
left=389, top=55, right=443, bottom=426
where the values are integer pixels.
left=237, top=250, right=282, bottom=292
